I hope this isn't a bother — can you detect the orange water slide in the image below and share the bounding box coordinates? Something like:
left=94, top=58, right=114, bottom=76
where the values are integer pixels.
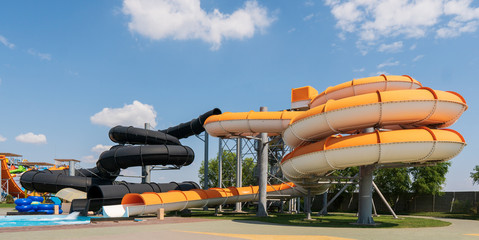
left=0, top=155, right=27, bottom=198
left=103, top=182, right=317, bottom=217
left=104, top=75, right=467, bottom=217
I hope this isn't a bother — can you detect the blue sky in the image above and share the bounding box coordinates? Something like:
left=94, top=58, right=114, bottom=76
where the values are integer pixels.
left=1, top=0, right=478, bottom=191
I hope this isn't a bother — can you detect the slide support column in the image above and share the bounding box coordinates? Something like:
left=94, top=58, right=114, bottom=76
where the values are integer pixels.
left=203, top=132, right=209, bottom=190
left=142, top=123, right=152, bottom=184
left=235, top=138, right=243, bottom=212
left=356, top=164, right=375, bottom=225
left=218, top=138, right=223, bottom=212
left=203, top=132, right=209, bottom=211
left=257, top=106, right=268, bottom=217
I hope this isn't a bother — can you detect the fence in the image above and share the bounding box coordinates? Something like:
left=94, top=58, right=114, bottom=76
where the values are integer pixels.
left=312, top=191, right=479, bottom=214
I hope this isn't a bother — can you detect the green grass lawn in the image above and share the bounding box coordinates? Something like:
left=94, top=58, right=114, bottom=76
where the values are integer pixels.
left=183, top=210, right=451, bottom=228
left=408, top=212, right=479, bottom=221
left=0, top=203, right=15, bottom=208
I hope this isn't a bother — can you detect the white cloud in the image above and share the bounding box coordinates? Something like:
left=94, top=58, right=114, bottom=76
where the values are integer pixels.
left=376, top=71, right=389, bottom=75
left=354, top=67, right=365, bottom=72
left=303, top=14, right=314, bottom=21
left=15, top=132, right=47, bottom=144
left=27, top=49, right=52, bottom=61
left=90, top=100, right=157, bottom=128
left=437, top=19, right=478, bottom=38
left=326, top=0, right=479, bottom=44
left=0, top=135, right=6, bottom=142
left=305, top=0, right=315, bottom=7
left=91, top=144, right=112, bottom=153
left=122, top=0, right=275, bottom=50
left=413, top=54, right=424, bottom=62
left=378, top=41, right=403, bottom=53
left=0, top=35, right=14, bottom=49
left=410, top=44, right=417, bottom=50
left=81, top=155, right=97, bottom=164
left=288, top=28, right=296, bottom=33
left=377, top=58, right=400, bottom=69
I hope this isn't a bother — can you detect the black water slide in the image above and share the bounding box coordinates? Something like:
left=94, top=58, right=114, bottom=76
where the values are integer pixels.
left=20, top=108, right=221, bottom=195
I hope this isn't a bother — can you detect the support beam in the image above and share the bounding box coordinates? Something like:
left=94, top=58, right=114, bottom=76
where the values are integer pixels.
left=142, top=123, right=152, bottom=184
left=356, top=165, right=375, bottom=225
left=218, top=139, right=223, bottom=212
left=68, top=160, right=76, bottom=177
left=203, top=132, right=209, bottom=190
left=203, top=132, right=209, bottom=211
left=372, top=181, right=398, bottom=219
left=304, top=189, right=313, bottom=220
left=372, top=198, right=379, bottom=217
left=319, top=192, right=328, bottom=215
left=257, top=106, right=268, bottom=217
left=235, top=138, right=243, bottom=212
left=319, top=173, right=358, bottom=216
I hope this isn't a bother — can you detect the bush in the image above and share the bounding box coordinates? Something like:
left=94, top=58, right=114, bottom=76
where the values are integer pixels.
left=5, top=194, right=14, bottom=204
left=451, top=200, right=473, bottom=214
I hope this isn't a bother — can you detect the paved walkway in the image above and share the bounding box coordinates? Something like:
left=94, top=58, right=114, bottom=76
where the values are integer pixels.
left=2, top=208, right=479, bottom=240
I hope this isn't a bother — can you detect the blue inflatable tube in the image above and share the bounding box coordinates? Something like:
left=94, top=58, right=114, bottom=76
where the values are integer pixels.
left=15, top=205, right=33, bottom=212
left=28, top=196, right=44, bottom=202
left=37, top=204, right=54, bottom=211
left=14, top=198, right=32, bottom=206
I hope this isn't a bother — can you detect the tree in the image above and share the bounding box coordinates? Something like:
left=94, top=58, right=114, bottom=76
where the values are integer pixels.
left=329, top=167, right=359, bottom=194
left=471, top=165, right=479, bottom=185
left=409, top=162, right=451, bottom=195
left=374, top=168, right=411, bottom=208
left=198, top=150, right=257, bottom=189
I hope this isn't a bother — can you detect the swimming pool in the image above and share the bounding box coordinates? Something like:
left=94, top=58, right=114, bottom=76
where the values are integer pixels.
left=0, top=212, right=90, bottom=228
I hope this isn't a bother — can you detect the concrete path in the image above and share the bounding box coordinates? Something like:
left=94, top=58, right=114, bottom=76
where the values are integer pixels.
left=2, top=207, right=479, bottom=240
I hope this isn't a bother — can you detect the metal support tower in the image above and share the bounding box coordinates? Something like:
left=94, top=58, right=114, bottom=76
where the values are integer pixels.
left=142, top=123, right=152, bottom=184
left=215, top=126, right=291, bottom=213
left=203, top=132, right=209, bottom=190
left=235, top=138, right=243, bottom=212
left=257, top=106, right=268, bottom=217
left=217, top=139, right=223, bottom=212
left=202, top=132, right=209, bottom=211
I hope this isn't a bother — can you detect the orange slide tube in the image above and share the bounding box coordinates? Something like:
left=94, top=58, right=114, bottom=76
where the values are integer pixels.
left=103, top=182, right=314, bottom=217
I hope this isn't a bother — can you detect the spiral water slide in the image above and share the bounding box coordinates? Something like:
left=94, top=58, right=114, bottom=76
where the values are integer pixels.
left=104, top=75, right=467, bottom=218
left=18, top=109, right=220, bottom=211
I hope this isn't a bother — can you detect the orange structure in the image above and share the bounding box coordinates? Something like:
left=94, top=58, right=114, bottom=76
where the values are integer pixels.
left=103, top=75, right=467, bottom=218
left=1, top=155, right=28, bottom=198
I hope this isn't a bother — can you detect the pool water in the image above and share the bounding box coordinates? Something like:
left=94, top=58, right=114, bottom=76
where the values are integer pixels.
left=0, top=212, right=90, bottom=228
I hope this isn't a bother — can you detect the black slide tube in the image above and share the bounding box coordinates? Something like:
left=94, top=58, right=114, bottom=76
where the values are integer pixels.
left=74, top=181, right=201, bottom=213
left=109, top=126, right=181, bottom=145
left=161, top=108, right=221, bottom=139
left=96, top=144, right=194, bottom=173
left=20, top=109, right=220, bottom=196
left=87, top=181, right=200, bottom=199
left=20, top=170, right=114, bottom=193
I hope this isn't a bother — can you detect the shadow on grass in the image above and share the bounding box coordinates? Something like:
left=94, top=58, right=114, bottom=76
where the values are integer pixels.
left=186, top=211, right=450, bottom=228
